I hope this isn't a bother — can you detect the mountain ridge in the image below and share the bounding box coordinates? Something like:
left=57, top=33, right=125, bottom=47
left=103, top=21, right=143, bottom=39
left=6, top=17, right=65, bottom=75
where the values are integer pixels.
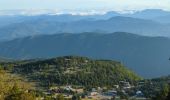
left=0, top=16, right=170, bottom=41
left=0, top=32, right=170, bottom=78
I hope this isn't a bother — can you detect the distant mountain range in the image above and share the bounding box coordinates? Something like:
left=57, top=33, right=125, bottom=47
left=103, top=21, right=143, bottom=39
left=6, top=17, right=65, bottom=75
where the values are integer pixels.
left=0, top=9, right=170, bottom=41
left=1, top=15, right=170, bottom=41
left=0, top=56, right=13, bottom=62
left=0, top=32, right=170, bottom=78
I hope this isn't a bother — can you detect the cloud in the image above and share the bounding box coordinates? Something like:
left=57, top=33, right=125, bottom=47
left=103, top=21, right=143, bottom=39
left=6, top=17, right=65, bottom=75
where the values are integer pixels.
left=0, top=0, right=170, bottom=11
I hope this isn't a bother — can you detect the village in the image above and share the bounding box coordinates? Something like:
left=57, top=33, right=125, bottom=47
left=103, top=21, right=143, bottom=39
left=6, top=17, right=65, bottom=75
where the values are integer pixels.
left=43, top=80, right=148, bottom=100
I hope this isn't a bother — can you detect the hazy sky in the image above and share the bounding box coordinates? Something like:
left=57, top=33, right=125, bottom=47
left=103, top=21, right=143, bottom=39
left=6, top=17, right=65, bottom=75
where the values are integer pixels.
left=1, top=0, right=170, bottom=12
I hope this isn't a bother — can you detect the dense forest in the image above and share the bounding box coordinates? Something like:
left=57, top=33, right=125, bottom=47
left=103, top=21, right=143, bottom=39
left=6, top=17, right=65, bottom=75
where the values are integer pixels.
left=1, top=56, right=141, bottom=88
left=138, top=76, right=170, bottom=100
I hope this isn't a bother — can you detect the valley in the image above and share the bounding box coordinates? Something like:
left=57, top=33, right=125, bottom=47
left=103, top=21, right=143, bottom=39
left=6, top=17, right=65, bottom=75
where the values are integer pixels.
left=0, top=8, right=170, bottom=100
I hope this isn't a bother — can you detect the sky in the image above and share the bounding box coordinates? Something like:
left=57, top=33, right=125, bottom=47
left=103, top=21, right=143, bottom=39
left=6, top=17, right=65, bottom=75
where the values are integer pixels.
left=0, top=0, right=170, bottom=13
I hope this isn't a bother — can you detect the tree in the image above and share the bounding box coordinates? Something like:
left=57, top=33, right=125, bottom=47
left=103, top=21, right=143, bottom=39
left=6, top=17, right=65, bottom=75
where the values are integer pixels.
left=5, top=83, right=36, bottom=100
left=153, top=84, right=169, bottom=100
left=56, top=94, right=64, bottom=100
left=5, top=84, right=21, bottom=100
left=166, top=91, right=170, bottom=100
left=165, top=84, right=170, bottom=100
left=72, top=94, right=81, bottom=100
left=20, top=92, right=36, bottom=100
left=10, top=83, right=20, bottom=94
left=111, top=96, right=116, bottom=100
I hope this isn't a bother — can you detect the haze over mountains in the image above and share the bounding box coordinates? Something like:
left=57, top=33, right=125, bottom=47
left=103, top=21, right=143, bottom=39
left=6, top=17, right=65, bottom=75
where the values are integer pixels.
left=1, top=16, right=170, bottom=41
left=0, top=9, right=170, bottom=78
left=0, top=9, right=170, bottom=41
left=0, top=32, right=170, bottom=78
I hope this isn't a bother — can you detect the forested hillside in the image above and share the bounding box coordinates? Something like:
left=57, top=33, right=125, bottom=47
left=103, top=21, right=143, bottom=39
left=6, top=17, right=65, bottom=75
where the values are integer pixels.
left=1, top=56, right=141, bottom=88
left=1, top=56, right=170, bottom=100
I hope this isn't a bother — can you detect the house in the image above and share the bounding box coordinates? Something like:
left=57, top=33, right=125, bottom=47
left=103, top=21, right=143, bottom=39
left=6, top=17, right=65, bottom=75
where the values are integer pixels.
left=92, top=88, right=97, bottom=92
left=84, top=60, right=88, bottom=63
left=65, top=58, right=71, bottom=61
left=105, top=90, right=117, bottom=96
left=89, top=88, right=98, bottom=96
left=64, top=85, right=73, bottom=91
left=114, top=85, right=119, bottom=89
left=136, top=91, right=144, bottom=97
left=90, top=91, right=98, bottom=96
left=119, top=81, right=131, bottom=89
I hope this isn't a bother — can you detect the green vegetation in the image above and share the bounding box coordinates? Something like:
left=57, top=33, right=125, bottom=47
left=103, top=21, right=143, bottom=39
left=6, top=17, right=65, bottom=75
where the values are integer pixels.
left=0, top=69, right=36, bottom=100
left=138, top=76, right=170, bottom=100
left=0, top=56, right=170, bottom=100
left=1, top=56, right=141, bottom=89
left=0, top=56, right=141, bottom=100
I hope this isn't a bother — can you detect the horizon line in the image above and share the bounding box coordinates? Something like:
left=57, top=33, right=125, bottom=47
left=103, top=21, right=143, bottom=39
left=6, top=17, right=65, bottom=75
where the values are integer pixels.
left=0, top=8, right=169, bottom=16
